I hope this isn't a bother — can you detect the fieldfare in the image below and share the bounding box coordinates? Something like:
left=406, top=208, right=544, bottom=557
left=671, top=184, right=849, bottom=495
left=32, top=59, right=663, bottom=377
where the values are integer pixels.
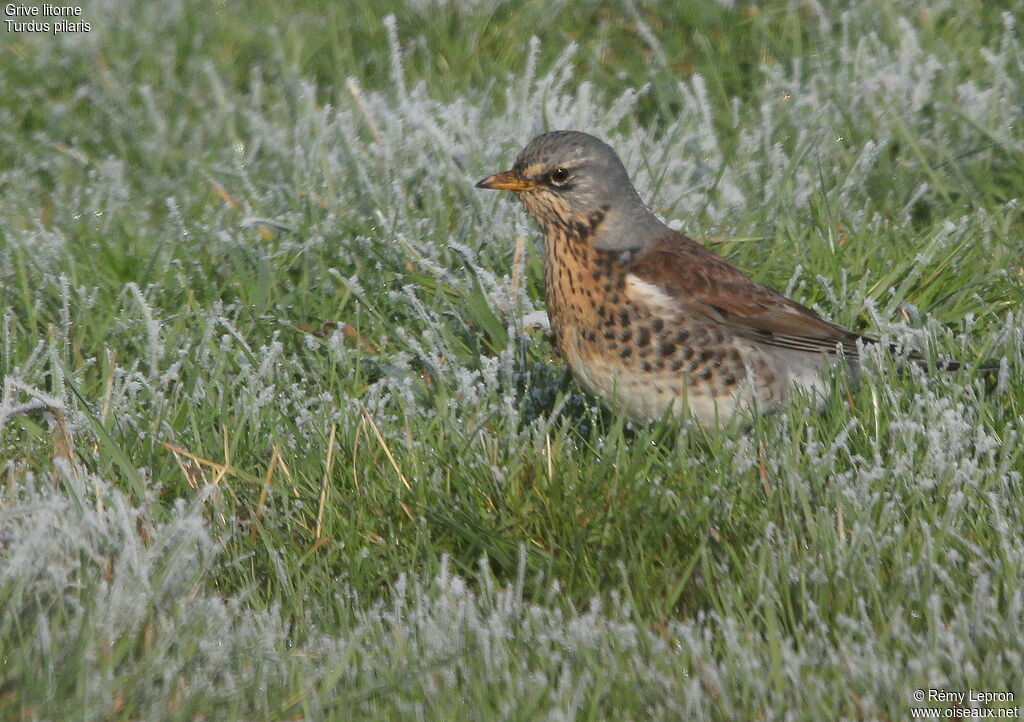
left=477, top=130, right=988, bottom=425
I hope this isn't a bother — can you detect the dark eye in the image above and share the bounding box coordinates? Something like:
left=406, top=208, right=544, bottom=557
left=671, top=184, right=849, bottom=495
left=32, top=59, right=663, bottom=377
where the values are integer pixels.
left=549, top=167, right=570, bottom=185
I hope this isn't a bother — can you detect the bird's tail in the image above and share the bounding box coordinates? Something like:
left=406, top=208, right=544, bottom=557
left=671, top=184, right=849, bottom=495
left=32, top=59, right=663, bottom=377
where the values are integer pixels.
left=861, top=336, right=1001, bottom=372
left=894, top=345, right=1001, bottom=373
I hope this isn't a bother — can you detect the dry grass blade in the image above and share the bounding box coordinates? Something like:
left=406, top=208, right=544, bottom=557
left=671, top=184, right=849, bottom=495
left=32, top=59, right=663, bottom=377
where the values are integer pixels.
left=316, top=423, right=337, bottom=540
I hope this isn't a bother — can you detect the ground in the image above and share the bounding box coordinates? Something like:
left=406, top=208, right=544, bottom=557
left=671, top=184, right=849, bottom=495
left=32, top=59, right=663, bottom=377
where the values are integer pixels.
left=1, top=0, right=1023, bottom=719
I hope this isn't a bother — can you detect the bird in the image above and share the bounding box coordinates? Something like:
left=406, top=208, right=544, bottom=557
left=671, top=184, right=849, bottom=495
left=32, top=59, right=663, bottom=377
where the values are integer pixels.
left=476, top=130, right=992, bottom=426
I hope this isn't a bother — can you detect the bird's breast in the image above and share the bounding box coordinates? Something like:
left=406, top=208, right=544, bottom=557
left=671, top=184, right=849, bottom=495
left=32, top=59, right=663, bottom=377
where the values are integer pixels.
left=542, top=229, right=623, bottom=357
left=541, top=232, right=773, bottom=422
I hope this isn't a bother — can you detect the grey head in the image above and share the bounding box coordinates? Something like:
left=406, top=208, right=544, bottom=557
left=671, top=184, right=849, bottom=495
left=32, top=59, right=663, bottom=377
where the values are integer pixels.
left=476, top=130, right=667, bottom=253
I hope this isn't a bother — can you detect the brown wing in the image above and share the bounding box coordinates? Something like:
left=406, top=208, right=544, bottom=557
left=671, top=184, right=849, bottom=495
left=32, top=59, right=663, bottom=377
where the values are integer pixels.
left=627, top=233, right=869, bottom=357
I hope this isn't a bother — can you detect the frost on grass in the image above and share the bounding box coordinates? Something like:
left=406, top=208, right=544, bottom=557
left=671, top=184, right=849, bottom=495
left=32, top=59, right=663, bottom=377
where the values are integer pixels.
left=2, top=0, right=1020, bottom=452
left=2, top=0, right=1023, bottom=718
left=3, top=462, right=1024, bottom=718
left=0, top=469, right=285, bottom=718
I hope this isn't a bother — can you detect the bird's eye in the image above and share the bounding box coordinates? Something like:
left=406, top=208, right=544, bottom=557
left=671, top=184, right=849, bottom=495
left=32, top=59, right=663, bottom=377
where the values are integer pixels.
left=549, top=167, right=570, bottom=185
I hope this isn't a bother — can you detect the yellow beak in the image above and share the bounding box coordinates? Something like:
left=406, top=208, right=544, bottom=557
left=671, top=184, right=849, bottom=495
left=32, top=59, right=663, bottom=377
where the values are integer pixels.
left=475, top=170, right=534, bottom=191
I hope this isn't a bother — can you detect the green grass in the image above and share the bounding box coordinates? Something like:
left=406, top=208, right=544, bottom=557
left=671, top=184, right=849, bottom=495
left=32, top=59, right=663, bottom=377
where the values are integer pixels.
left=2, top=0, right=1024, bottom=719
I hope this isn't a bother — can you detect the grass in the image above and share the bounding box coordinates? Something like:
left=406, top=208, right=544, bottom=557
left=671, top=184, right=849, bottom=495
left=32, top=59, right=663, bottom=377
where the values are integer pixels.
left=2, top=0, right=1024, bottom=718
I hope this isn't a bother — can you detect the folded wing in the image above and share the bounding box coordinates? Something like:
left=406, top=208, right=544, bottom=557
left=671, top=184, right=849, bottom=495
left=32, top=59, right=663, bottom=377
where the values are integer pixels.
left=626, top=233, right=870, bottom=358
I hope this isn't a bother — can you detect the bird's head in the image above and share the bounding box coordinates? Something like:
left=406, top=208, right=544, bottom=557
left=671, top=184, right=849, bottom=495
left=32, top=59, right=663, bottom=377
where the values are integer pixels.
left=476, top=130, right=652, bottom=248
